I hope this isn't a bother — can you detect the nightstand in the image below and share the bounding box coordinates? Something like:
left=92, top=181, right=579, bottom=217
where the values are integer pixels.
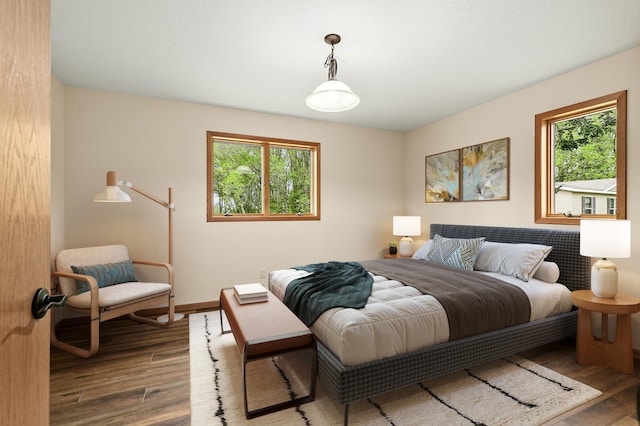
left=384, top=254, right=399, bottom=259
left=571, top=289, right=640, bottom=374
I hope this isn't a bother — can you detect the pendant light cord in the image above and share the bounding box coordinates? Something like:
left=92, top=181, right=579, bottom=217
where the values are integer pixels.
left=324, top=44, right=338, bottom=81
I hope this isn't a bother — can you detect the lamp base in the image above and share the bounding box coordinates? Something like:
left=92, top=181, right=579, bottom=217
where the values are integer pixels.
left=157, top=312, right=185, bottom=323
left=398, top=236, right=414, bottom=257
left=591, top=259, right=618, bottom=298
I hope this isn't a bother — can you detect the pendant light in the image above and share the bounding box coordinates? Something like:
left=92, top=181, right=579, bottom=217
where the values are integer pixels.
left=306, top=34, right=360, bottom=112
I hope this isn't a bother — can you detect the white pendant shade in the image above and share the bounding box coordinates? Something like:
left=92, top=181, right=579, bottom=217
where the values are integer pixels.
left=306, top=80, right=360, bottom=112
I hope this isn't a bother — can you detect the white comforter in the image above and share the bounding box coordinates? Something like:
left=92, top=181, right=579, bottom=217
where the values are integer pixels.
left=269, top=268, right=573, bottom=366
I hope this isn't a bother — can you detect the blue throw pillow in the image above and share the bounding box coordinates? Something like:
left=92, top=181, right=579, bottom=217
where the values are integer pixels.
left=425, top=234, right=485, bottom=271
left=71, top=259, right=137, bottom=294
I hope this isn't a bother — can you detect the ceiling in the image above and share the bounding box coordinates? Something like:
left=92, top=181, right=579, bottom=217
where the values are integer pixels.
left=51, top=0, right=640, bottom=132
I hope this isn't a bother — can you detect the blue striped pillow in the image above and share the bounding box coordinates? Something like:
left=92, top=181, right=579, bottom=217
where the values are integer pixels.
left=71, top=259, right=137, bottom=294
left=425, top=234, right=485, bottom=270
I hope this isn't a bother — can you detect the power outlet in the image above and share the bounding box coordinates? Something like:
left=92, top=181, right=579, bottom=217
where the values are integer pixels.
left=259, top=268, right=267, bottom=279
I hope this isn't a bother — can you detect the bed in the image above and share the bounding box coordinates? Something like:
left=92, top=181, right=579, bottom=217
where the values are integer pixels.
left=268, top=224, right=590, bottom=423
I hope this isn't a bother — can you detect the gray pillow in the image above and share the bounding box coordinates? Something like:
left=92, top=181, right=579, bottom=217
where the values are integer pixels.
left=474, top=241, right=552, bottom=281
left=411, top=240, right=433, bottom=260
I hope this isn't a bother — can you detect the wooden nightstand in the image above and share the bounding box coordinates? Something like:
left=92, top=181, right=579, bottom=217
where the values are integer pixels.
left=571, top=289, right=640, bottom=374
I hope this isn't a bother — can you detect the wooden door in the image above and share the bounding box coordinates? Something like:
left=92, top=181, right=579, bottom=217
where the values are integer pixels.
left=0, top=0, right=51, bottom=424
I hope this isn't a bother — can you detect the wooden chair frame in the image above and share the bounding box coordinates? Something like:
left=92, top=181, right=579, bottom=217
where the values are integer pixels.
left=51, top=259, right=175, bottom=358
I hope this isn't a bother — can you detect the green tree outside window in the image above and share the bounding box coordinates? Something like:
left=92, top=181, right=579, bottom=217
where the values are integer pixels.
left=207, top=132, right=320, bottom=221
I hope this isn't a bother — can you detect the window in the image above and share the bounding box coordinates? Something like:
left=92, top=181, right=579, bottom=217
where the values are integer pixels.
left=207, top=131, right=320, bottom=222
left=535, top=91, right=626, bottom=224
left=581, top=196, right=595, bottom=214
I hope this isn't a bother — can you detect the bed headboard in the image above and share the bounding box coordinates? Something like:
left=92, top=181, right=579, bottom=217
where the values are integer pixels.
left=430, top=224, right=590, bottom=292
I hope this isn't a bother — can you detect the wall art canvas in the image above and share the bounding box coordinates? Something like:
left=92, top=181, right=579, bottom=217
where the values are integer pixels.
left=462, top=137, right=510, bottom=201
left=425, top=149, right=460, bottom=203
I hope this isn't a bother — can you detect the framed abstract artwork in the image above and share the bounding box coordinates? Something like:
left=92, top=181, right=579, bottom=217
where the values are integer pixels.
left=461, top=137, right=510, bottom=201
left=425, top=149, right=460, bottom=203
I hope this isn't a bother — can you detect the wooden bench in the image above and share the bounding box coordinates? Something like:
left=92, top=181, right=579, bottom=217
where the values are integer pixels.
left=219, top=288, right=317, bottom=419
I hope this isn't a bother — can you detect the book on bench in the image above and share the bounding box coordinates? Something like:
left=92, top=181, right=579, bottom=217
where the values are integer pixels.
left=234, top=283, right=268, bottom=304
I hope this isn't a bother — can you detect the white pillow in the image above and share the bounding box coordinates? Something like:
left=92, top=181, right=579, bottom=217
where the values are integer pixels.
left=532, top=261, right=560, bottom=283
left=474, top=241, right=552, bottom=281
left=411, top=240, right=433, bottom=260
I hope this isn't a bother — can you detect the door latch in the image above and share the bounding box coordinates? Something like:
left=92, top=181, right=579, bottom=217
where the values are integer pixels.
left=31, top=288, right=68, bottom=319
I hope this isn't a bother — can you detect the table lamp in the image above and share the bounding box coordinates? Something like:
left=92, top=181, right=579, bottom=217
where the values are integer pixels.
left=580, top=219, right=631, bottom=298
left=393, top=216, right=421, bottom=257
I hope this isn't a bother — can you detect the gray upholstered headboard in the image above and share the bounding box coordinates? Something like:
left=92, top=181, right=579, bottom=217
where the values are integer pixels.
left=430, top=223, right=590, bottom=292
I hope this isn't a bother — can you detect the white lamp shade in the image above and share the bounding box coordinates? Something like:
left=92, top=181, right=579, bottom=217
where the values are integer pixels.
left=393, top=216, right=421, bottom=237
left=93, top=186, right=132, bottom=202
left=580, top=219, right=630, bottom=259
left=306, top=80, right=360, bottom=112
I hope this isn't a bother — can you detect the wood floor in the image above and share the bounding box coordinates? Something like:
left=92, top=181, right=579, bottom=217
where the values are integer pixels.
left=50, top=312, right=640, bottom=425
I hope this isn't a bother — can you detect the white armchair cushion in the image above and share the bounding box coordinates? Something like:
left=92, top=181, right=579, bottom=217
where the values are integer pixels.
left=67, top=282, right=171, bottom=309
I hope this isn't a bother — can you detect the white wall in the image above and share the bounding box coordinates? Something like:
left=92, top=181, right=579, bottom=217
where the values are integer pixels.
left=53, top=46, right=640, bottom=349
left=405, top=46, right=640, bottom=347
left=54, top=87, right=404, bottom=305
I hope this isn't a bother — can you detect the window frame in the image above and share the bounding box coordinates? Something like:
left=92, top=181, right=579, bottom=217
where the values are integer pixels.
left=206, top=131, right=321, bottom=222
left=534, top=90, right=626, bottom=225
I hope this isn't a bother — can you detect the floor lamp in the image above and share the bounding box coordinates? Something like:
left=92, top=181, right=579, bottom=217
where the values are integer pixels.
left=93, top=170, right=184, bottom=322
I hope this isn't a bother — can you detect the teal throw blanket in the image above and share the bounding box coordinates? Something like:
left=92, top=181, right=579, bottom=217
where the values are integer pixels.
left=284, top=261, right=373, bottom=326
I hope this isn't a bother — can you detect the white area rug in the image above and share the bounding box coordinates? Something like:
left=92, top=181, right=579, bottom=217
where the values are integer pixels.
left=190, top=311, right=601, bottom=425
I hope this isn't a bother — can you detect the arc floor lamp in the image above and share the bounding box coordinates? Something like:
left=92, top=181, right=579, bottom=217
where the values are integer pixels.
left=93, top=170, right=184, bottom=322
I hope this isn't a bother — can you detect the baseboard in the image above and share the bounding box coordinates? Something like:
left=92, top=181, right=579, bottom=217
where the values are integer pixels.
left=139, top=300, right=219, bottom=316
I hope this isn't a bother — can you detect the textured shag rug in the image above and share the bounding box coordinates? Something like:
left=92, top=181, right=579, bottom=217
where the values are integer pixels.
left=189, top=311, right=601, bottom=425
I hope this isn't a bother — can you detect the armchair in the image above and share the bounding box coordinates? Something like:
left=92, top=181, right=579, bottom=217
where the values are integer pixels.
left=51, top=245, right=175, bottom=358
